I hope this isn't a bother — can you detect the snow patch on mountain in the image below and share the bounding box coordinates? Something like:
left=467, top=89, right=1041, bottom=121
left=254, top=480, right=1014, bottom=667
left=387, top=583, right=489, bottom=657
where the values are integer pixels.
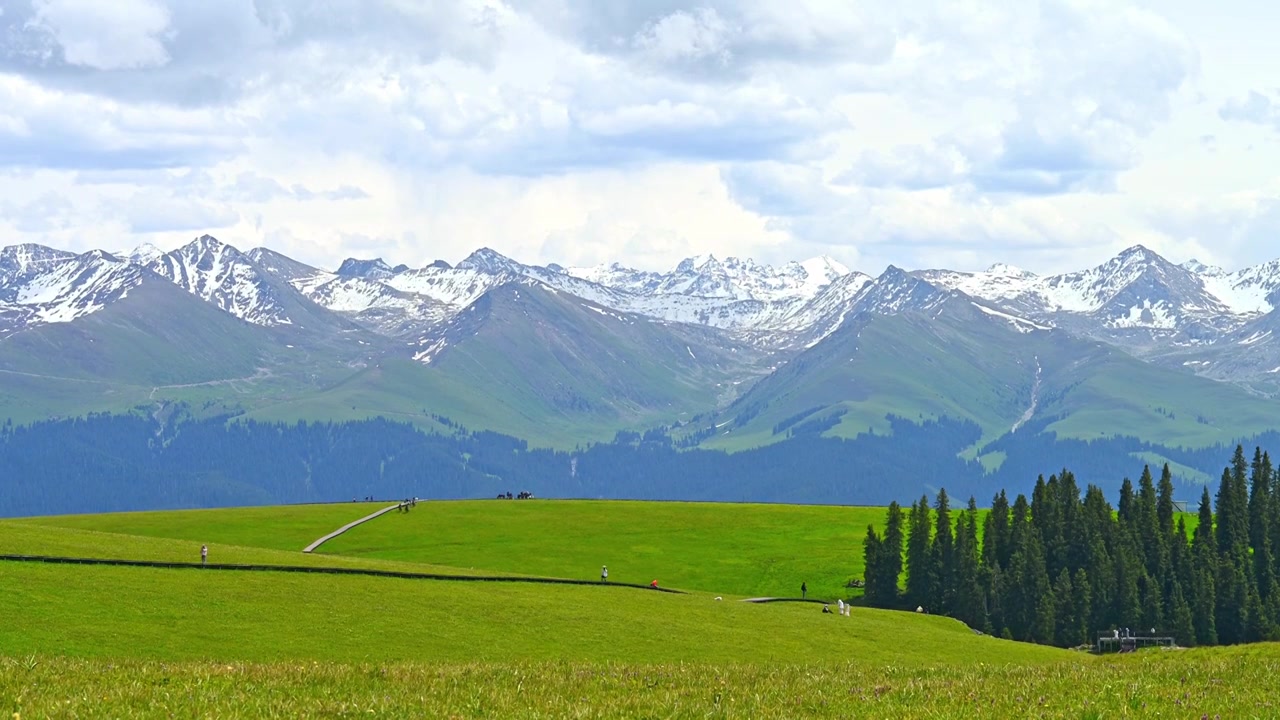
left=971, top=302, right=1052, bottom=333
left=5, top=250, right=144, bottom=326
left=147, top=235, right=292, bottom=326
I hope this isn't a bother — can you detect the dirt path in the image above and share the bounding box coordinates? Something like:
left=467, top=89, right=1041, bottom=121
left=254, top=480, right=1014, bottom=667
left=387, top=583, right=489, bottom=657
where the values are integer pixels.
left=302, top=503, right=405, bottom=553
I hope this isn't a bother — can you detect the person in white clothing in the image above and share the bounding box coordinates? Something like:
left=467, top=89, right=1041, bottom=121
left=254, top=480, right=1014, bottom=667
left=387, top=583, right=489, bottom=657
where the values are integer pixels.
left=601, top=565, right=608, bottom=582
left=201, top=544, right=208, bottom=566
left=837, top=599, right=845, bottom=615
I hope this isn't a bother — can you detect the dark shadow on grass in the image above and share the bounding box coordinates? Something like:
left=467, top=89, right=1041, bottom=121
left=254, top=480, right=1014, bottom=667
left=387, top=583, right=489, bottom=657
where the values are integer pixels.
left=0, top=554, right=687, bottom=593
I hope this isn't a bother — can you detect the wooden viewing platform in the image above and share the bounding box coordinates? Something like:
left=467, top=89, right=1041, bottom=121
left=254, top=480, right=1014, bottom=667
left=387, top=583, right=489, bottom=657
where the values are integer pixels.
left=1095, top=633, right=1176, bottom=653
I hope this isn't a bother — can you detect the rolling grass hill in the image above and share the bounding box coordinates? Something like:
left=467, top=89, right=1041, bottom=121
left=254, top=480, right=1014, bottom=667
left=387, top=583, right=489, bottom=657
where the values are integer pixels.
left=3, top=561, right=1053, bottom=665
left=3, top=500, right=1275, bottom=718
left=18, top=502, right=380, bottom=552
left=320, top=499, right=883, bottom=599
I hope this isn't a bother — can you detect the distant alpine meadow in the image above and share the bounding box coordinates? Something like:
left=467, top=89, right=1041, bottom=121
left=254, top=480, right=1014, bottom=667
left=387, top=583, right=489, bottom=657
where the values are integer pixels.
left=6, top=498, right=1280, bottom=717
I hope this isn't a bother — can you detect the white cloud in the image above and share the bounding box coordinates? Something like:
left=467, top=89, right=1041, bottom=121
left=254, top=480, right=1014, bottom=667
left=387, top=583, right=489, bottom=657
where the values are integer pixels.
left=0, top=0, right=1276, bottom=277
left=29, top=0, right=172, bottom=70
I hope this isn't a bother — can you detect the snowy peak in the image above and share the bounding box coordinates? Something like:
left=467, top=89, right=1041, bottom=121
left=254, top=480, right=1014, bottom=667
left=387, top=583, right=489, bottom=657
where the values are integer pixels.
left=0, top=243, right=77, bottom=287
left=652, top=253, right=849, bottom=302
left=457, top=247, right=522, bottom=275
left=1201, top=258, right=1280, bottom=315
left=855, top=265, right=950, bottom=316
left=336, top=257, right=396, bottom=280
left=565, top=262, right=665, bottom=295
left=0, top=249, right=146, bottom=331
left=147, top=235, right=293, bottom=326
left=246, top=247, right=319, bottom=282
left=123, top=243, right=164, bottom=265
left=1182, top=258, right=1225, bottom=277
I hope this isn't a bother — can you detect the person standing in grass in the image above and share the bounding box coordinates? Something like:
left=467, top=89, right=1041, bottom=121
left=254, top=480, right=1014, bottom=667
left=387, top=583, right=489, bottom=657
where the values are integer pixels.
left=601, top=565, right=608, bottom=583
left=201, top=545, right=208, bottom=566
left=801, top=581, right=807, bottom=599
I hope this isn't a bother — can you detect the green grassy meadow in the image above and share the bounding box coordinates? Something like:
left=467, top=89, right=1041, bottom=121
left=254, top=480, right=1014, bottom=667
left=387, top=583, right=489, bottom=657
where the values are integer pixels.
left=18, top=502, right=378, bottom=553
left=3, top=499, right=1277, bottom=718
left=319, top=500, right=882, bottom=599
left=7, top=650, right=1279, bottom=719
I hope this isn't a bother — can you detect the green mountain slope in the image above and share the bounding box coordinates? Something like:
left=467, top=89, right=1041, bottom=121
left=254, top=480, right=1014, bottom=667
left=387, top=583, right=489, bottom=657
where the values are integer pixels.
left=699, top=295, right=1280, bottom=454
left=246, top=280, right=771, bottom=446
left=0, top=277, right=383, bottom=422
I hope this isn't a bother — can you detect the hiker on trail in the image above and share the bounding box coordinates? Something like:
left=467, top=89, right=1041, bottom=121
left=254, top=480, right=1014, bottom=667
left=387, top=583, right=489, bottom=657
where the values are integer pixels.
left=201, top=545, right=208, bottom=566
left=801, top=581, right=807, bottom=599
left=601, top=565, right=608, bottom=582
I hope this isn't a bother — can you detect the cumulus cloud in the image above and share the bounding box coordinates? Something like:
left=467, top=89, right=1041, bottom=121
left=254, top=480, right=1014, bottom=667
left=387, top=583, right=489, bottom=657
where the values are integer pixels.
left=1219, top=91, right=1278, bottom=127
left=0, top=0, right=1273, bottom=274
left=28, top=0, right=172, bottom=70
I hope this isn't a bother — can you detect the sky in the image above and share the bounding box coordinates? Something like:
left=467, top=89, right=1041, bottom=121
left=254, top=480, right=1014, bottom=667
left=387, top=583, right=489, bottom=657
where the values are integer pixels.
left=1, top=0, right=1279, bottom=277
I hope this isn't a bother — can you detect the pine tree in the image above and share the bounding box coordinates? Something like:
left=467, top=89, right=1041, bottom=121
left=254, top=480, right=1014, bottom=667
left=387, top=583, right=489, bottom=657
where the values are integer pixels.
left=1071, top=567, right=1093, bottom=648
left=983, top=490, right=1011, bottom=571
left=1191, top=488, right=1218, bottom=646
left=1157, top=464, right=1176, bottom=540
left=1135, top=465, right=1167, bottom=583
left=863, top=524, right=888, bottom=607
left=930, top=489, right=955, bottom=613
left=1248, top=448, right=1276, bottom=603
left=1007, top=533, right=1050, bottom=642
left=905, top=496, right=932, bottom=611
left=953, top=499, right=986, bottom=630
left=1168, top=580, right=1196, bottom=647
left=1052, top=568, right=1076, bottom=647
left=882, top=501, right=905, bottom=603
left=1118, top=477, right=1136, bottom=524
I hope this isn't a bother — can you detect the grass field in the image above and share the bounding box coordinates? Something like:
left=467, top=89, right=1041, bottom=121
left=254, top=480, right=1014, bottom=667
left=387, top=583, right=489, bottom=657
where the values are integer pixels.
left=319, top=500, right=883, bottom=599
left=5, top=648, right=1280, bottom=718
left=4, top=499, right=1277, bottom=718
left=18, top=502, right=380, bottom=553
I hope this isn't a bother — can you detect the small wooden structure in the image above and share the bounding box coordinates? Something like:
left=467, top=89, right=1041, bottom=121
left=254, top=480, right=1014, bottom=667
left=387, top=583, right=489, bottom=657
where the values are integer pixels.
left=1096, top=632, right=1176, bottom=653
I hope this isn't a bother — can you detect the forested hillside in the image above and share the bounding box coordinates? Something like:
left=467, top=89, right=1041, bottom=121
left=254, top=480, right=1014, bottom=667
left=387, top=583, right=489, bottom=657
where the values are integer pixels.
left=5, top=410, right=1280, bottom=518
left=864, top=447, right=1280, bottom=648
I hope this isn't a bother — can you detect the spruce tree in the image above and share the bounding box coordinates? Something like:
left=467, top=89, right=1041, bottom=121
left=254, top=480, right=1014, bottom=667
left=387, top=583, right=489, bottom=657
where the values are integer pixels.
left=1157, top=464, right=1176, bottom=539
left=1248, top=448, right=1276, bottom=603
left=1168, top=580, right=1196, bottom=647
left=1191, top=488, right=1219, bottom=645
left=905, top=496, right=932, bottom=611
left=1118, top=477, right=1136, bottom=524
left=1052, top=568, right=1076, bottom=647
left=882, top=501, right=905, bottom=603
left=984, top=490, right=1011, bottom=571
left=1072, top=567, right=1093, bottom=648
left=953, top=499, right=985, bottom=630
left=863, top=525, right=887, bottom=607
left=930, top=489, right=955, bottom=613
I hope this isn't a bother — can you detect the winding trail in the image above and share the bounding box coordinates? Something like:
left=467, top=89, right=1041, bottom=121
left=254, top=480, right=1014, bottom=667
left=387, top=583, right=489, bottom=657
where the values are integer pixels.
left=302, top=503, right=404, bottom=553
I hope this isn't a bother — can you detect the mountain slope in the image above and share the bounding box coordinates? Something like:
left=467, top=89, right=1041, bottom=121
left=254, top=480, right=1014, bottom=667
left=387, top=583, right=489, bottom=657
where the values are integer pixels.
left=249, top=278, right=771, bottom=445
left=695, top=271, right=1280, bottom=457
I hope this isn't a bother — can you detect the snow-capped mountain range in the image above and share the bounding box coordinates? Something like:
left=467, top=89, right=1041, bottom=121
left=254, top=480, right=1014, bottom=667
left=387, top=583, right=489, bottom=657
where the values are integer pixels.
left=2, top=234, right=1280, bottom=389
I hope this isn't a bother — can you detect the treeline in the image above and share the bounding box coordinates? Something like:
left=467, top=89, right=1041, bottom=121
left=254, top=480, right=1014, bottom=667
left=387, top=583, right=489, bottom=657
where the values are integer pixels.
left=863, top=446, right=1280, bottom=648
left=0, top=412, right=984, bottom=517
left=5, top=407, right=1280, bottom=519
